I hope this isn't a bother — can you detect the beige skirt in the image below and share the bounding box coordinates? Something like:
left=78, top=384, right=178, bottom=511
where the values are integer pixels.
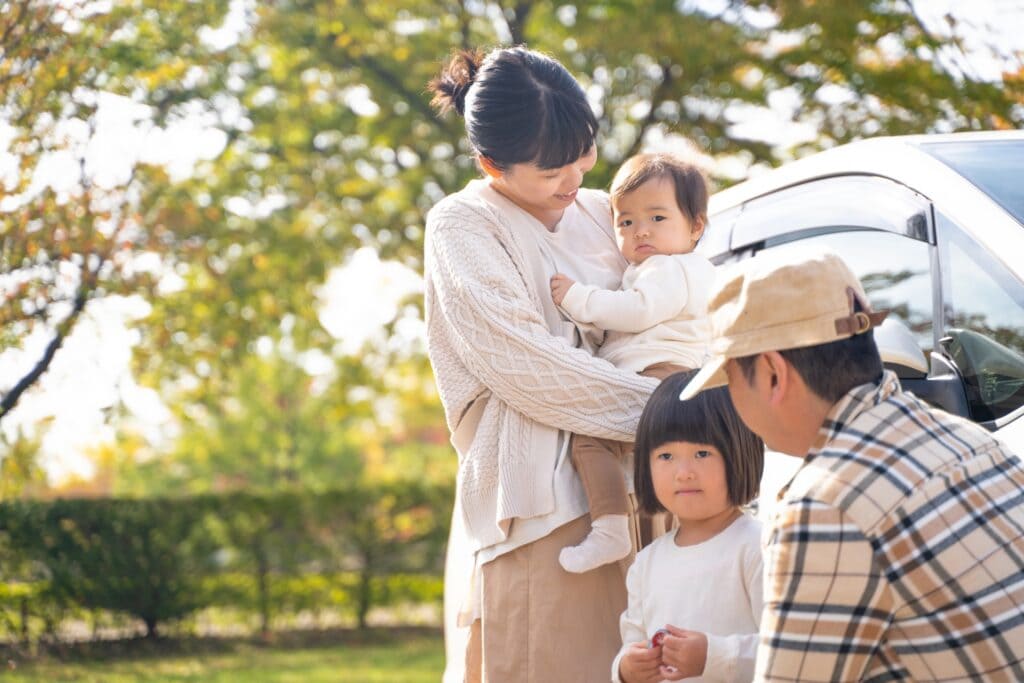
left=464, top=501, right=668, bottom=682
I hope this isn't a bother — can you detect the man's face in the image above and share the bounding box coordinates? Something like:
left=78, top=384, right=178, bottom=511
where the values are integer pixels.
left=724, top=357, right=784, bottom=454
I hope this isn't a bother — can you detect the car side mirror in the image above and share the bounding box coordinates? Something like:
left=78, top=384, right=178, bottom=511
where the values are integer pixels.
left=875, top=318, right=972, bottom=419
left=875, top=317, right=928, bottom=377
left=939, top=328, right=1024, bottom=423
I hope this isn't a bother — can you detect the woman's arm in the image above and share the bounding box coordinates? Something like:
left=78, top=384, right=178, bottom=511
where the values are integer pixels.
left=427, top=211, right=657, bottom=442
left=559, top=255, right=689, bottom=333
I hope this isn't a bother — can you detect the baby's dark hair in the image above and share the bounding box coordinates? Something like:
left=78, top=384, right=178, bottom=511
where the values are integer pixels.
left=634, top=370, right=764, bottom=515
left=611, top=153, right=709, bottom=235
left=427, top=46, right=597, bottom=171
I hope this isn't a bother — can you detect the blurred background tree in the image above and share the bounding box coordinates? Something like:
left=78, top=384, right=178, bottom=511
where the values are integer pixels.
left=1, top=0, right=1022, bottom=496
left=0, top=0, right=230, bottom=424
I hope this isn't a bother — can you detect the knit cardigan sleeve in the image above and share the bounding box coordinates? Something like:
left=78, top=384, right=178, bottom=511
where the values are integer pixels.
left=426, top=201, right=658, bottom=442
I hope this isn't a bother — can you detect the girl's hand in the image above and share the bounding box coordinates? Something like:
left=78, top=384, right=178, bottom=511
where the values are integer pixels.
left=550, top=273, right=575, bottom=306
left=659, top=625, right=708, bottom=680
left=618, top=641, right=663, bottom=683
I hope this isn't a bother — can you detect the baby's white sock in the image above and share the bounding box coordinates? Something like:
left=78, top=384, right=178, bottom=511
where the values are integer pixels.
left=558, top=514, right=631, bottom=573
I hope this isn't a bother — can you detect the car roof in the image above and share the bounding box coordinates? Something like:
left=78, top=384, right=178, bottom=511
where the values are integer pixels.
left=709, top=130, right=1024, bottom=215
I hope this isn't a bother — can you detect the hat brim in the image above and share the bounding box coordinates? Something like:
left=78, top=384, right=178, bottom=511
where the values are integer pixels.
left=679, top=356, right=729, bottom=401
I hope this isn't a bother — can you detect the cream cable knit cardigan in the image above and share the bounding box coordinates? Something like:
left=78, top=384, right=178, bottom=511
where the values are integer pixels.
left=424, top=180, right=658, bottom=550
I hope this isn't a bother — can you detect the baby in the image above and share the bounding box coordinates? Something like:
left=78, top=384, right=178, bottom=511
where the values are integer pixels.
left=551, top=152, right=716, bottom=573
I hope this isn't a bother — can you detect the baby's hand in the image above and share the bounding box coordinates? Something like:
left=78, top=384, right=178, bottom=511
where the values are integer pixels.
left=659, top=625, right=707, bottom=680
left=550, top=273, right=575, bottom=306
left=618, top=641, right=663, bottom=683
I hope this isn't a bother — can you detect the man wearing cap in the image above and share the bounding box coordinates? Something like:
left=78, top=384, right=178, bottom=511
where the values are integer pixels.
left=680, top=246, right=1024, bottom=681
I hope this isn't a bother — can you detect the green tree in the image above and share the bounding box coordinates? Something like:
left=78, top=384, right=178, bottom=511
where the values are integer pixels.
left=119, top=351, right=375, bottom=494
left=0, top=0, right=231, bottom=422
left=0, top=497, right=219, bottom=638
left=133, top=0, right=1022, bottom=406
left=0, top=428, right=46, bottom=500
left=4, top=1, right=1021, bottom=487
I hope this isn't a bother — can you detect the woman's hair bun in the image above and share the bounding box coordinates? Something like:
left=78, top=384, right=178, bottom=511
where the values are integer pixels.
left=428, top=48, right=485, bottom=117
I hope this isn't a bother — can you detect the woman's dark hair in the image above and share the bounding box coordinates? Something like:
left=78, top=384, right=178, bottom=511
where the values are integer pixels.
left=634, top=370, right=764, bottom=515
left=428, top=46, right=598, bottom=170
left=611, top=153, right=709, bottom=235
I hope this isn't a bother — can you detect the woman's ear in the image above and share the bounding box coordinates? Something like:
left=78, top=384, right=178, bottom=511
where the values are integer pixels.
left=479, top=155, right=503, bottom=179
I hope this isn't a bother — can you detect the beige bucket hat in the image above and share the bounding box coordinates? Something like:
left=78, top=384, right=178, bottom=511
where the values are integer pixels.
left=680, top=246, right=888, bottom=400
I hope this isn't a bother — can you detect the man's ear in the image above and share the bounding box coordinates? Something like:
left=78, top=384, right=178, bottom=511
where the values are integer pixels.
left=760, top=351, right=790, bottom=407
left=479, top=155, right=503, bottom=178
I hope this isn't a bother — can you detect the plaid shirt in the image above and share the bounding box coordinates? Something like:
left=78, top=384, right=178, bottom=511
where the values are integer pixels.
left=756, top=371, right=1024, bottom=682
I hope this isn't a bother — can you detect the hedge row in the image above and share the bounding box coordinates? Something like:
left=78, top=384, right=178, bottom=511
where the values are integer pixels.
left=0, top=483, right=452, bottom=640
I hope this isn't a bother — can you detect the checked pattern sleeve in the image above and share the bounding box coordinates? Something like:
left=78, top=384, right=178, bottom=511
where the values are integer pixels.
left=755, top=372, right=1024, bottom=682
left=755, top=499, right=896, bottom=682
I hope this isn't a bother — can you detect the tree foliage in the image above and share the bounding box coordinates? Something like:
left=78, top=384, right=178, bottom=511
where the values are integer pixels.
left=2, top=0, right=1021, bottom=489
left=0, top=0, right=231, bottom=422
left=0, top=483, right=452, bottom=637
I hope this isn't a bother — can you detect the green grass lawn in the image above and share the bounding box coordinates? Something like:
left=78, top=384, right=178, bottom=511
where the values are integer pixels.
left=3, top=630, right=444, bottom=682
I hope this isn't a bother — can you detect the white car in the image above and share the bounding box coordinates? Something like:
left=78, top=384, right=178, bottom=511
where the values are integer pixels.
left=700, top=131, right=1024, bottom=510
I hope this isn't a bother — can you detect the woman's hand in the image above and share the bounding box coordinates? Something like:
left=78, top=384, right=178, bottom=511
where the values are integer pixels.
left=619, top=641, right=664, bottom=683
left=659, top=625, right=708, bottom=680
left=550, top=273, right=575, bottom=305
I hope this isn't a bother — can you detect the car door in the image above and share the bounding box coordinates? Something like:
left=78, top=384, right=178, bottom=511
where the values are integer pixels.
left=934, top=209, right=1024, bottom=436
left=716, top=175, right=945, bottom=513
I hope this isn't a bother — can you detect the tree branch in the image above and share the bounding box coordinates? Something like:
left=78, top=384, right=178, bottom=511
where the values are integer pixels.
left=355, top=53, right=453, bottom=130
left=901, top=0, right=980, bottom=82
left=622, top=62, right=674, bottom=161
left=0, top=289, right=88, bottom=422
left=504, top=1, right=533, bottom=46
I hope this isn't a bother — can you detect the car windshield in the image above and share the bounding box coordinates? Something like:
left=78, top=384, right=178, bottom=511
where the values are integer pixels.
left=921, top=139, right=1024, bottom=226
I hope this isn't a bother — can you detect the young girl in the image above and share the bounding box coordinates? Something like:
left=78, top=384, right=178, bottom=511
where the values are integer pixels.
left=551, top=153, right=716, bottom=573
left=614, top=369, right=765, bottom=683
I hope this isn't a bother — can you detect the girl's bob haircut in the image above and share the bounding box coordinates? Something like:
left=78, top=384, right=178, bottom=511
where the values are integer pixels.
left=634, top=369, right=765, bottom=515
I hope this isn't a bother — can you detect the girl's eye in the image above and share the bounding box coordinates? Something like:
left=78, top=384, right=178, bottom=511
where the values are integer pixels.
left=619, top=219, right=632, bottom=228
left=655, top=451, right=673, bottom=461
left=652, top=215, right=665, bottom=222
left=695, top=449, right=712, bottom=459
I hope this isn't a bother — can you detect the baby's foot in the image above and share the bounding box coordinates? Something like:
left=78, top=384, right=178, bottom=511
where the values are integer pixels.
left=558, top=514, right=631, bottom=573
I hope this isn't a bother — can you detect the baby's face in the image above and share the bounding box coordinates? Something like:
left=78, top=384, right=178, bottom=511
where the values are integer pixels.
left=612, top=177, right=703, bottom=265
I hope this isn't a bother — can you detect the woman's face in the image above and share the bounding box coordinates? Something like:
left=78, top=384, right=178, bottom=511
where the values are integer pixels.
left=489, top=145, right=598, bottom=225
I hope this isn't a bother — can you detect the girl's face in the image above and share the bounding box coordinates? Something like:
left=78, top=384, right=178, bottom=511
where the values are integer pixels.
left=488, top=145, right=598, bottom=226
left=649, top=440, right=733, bottom=524
left=613, top=178, right=705, bottom=265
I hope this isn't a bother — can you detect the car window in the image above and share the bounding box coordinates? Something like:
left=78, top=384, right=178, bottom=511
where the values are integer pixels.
left=700, top=205, right=740, bottom=264
left=731, top=175, right=931, bottom=250
left=922, top=140, right=1024, bottom=226
left=759, top=230, right=935, bottom=353
left=937, top=214, right=1024, bottom=421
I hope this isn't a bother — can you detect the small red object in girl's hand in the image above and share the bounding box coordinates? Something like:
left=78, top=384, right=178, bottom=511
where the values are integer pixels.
left=649, top=628, right=669, bottom=648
